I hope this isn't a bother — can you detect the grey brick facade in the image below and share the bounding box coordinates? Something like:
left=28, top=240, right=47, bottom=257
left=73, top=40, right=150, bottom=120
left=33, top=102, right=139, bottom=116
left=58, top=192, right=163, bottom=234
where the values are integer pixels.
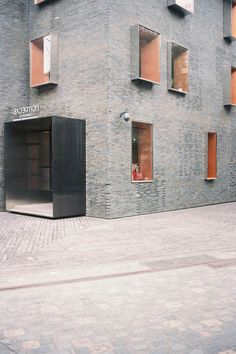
left=0, top=0, right=235, bottom=218
left=0, top=0, right=29, bottom=210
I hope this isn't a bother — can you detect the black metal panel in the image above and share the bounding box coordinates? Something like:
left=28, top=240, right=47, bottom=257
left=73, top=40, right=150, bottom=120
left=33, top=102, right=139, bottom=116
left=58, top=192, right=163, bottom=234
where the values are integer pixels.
left=223, top=0, right=234, bottom=40
left=5, top=116, right=86, bottom=218
left=52, top=116, right=86, bottom=218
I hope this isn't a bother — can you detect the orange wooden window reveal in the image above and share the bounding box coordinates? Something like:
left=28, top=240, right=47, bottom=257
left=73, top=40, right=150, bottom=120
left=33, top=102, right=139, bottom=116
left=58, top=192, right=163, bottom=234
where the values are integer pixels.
left=139, top=26, right=160, bottom=83
left=171, top=44, right=189, bottom=93
left=232, top=1, right=236, bottom=38
left=231, top=67, right=236, bottom=105
left=208, top=133, right=217, bottom=179
left=30, top=35, right=51, bottom=87
left=132, top=122, right=153, bottom=182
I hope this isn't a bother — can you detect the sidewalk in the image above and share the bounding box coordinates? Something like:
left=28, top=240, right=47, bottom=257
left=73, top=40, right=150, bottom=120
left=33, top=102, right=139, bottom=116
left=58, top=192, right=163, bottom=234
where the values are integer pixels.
left=0, top=203, right=236, bottom=354
left=0, top=213, right=105, bottom=263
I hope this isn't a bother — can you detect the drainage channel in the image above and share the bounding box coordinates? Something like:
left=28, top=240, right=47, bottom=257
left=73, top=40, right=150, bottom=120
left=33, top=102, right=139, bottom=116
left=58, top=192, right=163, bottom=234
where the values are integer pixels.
left=0, top=255, right=236, bottom=293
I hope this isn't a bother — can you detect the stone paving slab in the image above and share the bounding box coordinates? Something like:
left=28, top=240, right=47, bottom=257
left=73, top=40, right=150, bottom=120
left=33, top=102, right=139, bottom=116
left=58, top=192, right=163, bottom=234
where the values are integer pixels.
left=1, top=203, right=236, bottom=267
left=0, top=266, right=236, bottom=354
left=0, top=202, right=235, bottom=353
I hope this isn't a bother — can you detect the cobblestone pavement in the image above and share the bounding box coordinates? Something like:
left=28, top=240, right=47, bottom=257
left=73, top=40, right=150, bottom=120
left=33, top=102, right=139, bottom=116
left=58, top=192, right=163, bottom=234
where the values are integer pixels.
left=0, top=203, right=236, bottom=354
left=0, top=213, right=106, bottom=263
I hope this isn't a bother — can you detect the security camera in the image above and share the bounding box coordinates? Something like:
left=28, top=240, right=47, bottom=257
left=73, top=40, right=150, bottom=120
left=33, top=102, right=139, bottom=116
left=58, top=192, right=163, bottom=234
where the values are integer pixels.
left=120, top=111, right=130, bottom=122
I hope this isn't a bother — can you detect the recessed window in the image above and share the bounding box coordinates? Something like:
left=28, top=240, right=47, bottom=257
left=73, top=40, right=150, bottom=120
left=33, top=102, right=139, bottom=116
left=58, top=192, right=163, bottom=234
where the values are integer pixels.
left=30, top=34, right=58, bottom=88
left=168, top=42, right=189, bottom=94
left=224, top=0, right=236, bottom=40
left=132, top=122, right=153, bottom=182
left=168, top=0, right=194, bottom=15
left=231, top=67, right=236, bottom=105
left=224, top=66, right=236, bottom=106
left=131, top=25, right=160, bottom=84
left=206, top=133, right=217, bottom=180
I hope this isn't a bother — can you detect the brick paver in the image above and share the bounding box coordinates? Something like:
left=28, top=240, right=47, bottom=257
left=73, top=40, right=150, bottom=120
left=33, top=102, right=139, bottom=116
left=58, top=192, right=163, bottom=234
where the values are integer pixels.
left=0, top=203, right=236, bottom=353
left=0, top=213, right=106, bottom=263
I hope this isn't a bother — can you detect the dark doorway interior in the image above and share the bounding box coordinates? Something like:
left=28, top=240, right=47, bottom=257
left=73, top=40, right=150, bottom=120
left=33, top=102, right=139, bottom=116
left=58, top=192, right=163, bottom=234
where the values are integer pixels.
left=5, top=116, right=86, bottom=218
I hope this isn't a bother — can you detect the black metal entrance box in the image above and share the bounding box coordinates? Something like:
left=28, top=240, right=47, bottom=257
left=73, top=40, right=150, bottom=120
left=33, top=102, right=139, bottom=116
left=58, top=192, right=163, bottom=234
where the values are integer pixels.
left=5, top=116, right=86, bottom=218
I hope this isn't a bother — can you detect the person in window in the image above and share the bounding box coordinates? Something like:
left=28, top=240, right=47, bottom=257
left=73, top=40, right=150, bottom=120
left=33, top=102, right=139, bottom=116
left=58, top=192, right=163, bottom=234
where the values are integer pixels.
left=132, top=163, right=143, bottom=181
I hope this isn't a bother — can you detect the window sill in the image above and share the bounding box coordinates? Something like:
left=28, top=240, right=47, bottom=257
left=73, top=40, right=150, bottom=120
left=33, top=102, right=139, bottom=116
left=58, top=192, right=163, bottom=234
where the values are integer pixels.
left=168, top=87, right=189, bottom=95
left=168, top=3, right=194, bottom=15
left=205, top=177, right=217, bottom=181
left=224, top=35, right=236, bottom=41
left=224, top=103, right=236, bottom=107
left=132, top=180, right=153, bottom=184
left=30, top=81, right=57, bottom=88
left=35, top=0, right=48, bottom=5
left=132, top=77, right=160, bottom=85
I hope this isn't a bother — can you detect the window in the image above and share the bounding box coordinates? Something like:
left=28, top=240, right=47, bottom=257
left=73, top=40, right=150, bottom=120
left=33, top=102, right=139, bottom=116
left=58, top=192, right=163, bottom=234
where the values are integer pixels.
left=132, top=122, right=153, bottom=182
left=30, top=34, right=58, bottom=88
left=224, top=66, right=236, bottom=106
left=131, top=25, right=160, bottom=84
left=168, top=42, right=189, bottom=94
left=233, top=1, right=236, bottom=37
left=231, top=67, right=236, bottom=105
left=168, top=0, right=194, bottom=15
left=224, top=0, right=236, bottom=40
left=206, top=133, right=217, bottom=180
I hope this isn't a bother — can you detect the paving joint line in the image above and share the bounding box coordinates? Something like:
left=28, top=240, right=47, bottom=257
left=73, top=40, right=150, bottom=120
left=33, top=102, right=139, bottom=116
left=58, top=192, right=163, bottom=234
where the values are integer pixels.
left=0, top=341, right=18, bottom=353
left=1, top=256, right=236, bottom=293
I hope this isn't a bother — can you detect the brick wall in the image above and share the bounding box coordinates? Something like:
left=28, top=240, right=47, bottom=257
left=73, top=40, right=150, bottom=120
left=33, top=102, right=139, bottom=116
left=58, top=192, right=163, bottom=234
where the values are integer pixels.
left=0, top=0, right=235, bottom=218
left=0, top=0, right=29, bottom=210
left=105, top=0, right=236, bottom=217
left=29, top=0, right=111, bottom=218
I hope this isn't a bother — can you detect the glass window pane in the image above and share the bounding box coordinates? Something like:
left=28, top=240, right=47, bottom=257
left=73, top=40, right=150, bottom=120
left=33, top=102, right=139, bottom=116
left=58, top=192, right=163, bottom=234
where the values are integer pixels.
left=231, top=67, right=236, bottom=105
left=5, top=122, right=53, bottom=218
left=43, top=35, right=51, bottom=75
left=171, top=43, right=189, bottom=93
left=208, top=133, right=217, bottom=179
left=132, top=122, right=153, bottom=181
left=139, top=26, right=160, bottom=83
left=31, top=35, right=51, bottom=87
left=232, top=2, right=236, bottom=38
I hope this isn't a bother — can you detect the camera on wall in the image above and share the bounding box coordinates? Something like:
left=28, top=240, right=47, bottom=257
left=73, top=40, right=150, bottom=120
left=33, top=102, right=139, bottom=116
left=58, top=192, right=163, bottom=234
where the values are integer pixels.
left=120, top=111, right=130, bottom=122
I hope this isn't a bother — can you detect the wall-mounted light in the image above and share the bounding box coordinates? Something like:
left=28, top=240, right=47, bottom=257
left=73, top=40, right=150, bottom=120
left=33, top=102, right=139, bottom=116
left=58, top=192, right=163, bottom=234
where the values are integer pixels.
left=120, top=111, right=130, bottom=122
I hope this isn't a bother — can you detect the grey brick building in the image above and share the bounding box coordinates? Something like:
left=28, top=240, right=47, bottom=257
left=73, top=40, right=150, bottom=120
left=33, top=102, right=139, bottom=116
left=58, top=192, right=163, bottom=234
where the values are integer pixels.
left=0, top=0, right=235, bottom=219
